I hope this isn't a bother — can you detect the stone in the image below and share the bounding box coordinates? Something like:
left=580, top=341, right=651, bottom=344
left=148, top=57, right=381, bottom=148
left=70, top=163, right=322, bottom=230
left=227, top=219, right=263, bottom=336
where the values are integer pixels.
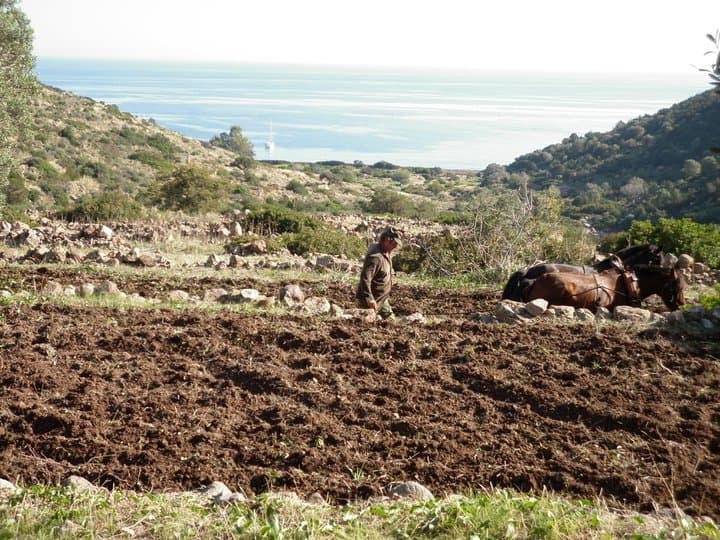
left=203, top=288, right=229, bottom=302
left=199, top=481, right=231, bottom=499
left=665, top=310, right=685, bottom=324
left=389, top=481, right=433, bottom=501
left=301, top=296, right=331, bottom=316
left=676, top=254, right=694, bottom=269
left=662, top=253, right=678, bottom=268
left=94, top=280, right=121, bottom=296
left=166, top=290, right=190, bottom=302
left=613, top=305, right=652, bottom=322
left=552, top=305, right=576, bottom=320
left=78, top=283, right=95, bottom=297
left=683, top=305, right=707, bottom=322
left=575, top=308, right=595, bottom=321
left=494, top=301, right=528, bottom=323
left=42, top=280, right=64, bottom=296
left=524, top=298, right=548, bottom=317
left=62, top=475, right=99, bottom=492
left=278, top=284, right=305, bottom=307
left=404, top=312, right=426, bottom=323
left=0, top=478, right=16, bottom=491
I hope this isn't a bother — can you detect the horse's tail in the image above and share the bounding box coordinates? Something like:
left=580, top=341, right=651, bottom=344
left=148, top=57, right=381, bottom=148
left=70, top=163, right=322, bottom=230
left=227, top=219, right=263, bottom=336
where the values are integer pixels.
left=501, top=270, right=526, bottom=301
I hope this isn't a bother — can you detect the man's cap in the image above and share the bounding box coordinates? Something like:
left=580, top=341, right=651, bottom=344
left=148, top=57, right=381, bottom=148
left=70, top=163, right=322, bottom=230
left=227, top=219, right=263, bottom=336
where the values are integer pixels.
left=380, top=227, right=401, bottom=241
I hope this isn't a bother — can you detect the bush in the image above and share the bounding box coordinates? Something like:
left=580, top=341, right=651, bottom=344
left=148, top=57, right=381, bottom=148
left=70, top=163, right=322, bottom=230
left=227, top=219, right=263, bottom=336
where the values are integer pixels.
left=62, top=191, right=145, bottom=221
left=149, top=165, right=231, bottom=213
left=389, top=168, right=411, bottom=184
left=3, top=171, right=28, bottom=206
left=286, top=179, right=309, bottom=195
left=698, top=284, right=720, bottom=310
left=210, top=126, right=254, bottom=160
left=128, top=150, right=173, bottom=172
left=230, top=156, right=256, bottom=169
left=611, top=218, right=720, bottom=267
left=146, top=134, right=180, bottom=157
left=242, top=205, right=324, bottom=235
left=363, top=188, right=414, bottom=216
left=283, top=228, right=366, bottom=258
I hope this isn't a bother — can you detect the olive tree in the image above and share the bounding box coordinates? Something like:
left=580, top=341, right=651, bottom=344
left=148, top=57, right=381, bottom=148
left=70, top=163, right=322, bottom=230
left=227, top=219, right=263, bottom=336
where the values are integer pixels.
left=210, top=125, right=255, bottom=160
left=0, top=0, right=36, bottom=207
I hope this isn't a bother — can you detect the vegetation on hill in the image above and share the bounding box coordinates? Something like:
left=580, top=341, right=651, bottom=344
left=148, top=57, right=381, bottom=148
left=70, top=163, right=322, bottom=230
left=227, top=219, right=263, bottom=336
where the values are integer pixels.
left=477, top=89, right=720, bottom=230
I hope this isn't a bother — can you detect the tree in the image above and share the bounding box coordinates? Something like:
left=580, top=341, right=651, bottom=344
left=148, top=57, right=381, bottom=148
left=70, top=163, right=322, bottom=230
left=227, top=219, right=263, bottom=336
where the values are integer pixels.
left=209, top=125, right=254, bottom=160
left=701, top=30, right=720, bottom=154
left=0, top=0, right=37, bottom=208
left=682, top=159, right=702, bottom=178
left=619, top=176, right=647, bottom=201
left=150, top=165, right=231, bottom=213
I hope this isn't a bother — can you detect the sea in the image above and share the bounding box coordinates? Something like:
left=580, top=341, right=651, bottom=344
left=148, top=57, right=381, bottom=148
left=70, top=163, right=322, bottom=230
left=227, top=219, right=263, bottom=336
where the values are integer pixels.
left=34, top=58, right=707, bottom=170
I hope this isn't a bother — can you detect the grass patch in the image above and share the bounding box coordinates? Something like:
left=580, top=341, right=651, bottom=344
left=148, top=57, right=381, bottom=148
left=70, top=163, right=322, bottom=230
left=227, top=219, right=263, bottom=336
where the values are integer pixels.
left=0, top=486, right=716, bottom=539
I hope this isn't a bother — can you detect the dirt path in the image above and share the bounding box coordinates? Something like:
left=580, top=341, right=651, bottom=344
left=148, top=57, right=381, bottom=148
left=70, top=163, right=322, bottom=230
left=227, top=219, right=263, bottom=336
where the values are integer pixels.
left=0, top=268, right=718, bottom=519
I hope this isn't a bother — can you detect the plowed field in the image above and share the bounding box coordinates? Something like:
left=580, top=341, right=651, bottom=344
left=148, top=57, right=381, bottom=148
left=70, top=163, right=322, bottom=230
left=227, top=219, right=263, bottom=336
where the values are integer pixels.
left=1, top=267, right=718, bottom=520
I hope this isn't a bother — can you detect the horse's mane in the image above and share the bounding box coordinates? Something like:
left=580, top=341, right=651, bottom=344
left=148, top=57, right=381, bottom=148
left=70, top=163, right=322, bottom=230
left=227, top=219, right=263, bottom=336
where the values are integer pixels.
left=592, top=244, right=662, bottom=271
left=614, top=243, right=660, bottom=258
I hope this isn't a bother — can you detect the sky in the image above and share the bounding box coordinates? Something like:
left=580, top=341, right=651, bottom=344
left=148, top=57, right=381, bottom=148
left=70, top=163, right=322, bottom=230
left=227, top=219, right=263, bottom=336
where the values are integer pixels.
left=19, top=0, right=720, bottom=74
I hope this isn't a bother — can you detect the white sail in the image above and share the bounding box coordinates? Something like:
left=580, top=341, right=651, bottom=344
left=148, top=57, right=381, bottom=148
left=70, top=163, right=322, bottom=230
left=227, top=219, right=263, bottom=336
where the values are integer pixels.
left=264, top=121, right=275, bottom=153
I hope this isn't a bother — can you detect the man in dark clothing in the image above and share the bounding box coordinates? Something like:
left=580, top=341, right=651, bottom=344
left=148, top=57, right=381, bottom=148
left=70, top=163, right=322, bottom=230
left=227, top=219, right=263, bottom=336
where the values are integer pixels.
left=355, top=227, right=401, bottom=319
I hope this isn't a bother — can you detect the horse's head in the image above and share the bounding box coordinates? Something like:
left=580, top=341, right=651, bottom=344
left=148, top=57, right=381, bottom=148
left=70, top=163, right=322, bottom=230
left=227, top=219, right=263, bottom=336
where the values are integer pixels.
left=658, top=267, right=686, bottom=311
left=635, top=265, right=686, bottom=311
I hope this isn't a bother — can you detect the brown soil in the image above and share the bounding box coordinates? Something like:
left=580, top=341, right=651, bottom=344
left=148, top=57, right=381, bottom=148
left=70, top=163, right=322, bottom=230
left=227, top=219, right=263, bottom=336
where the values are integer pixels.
left=1, top=267, right=719, bottom=520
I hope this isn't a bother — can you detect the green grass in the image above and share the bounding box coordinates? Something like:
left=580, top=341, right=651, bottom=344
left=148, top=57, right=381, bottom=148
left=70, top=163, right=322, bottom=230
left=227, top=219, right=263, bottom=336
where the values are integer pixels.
left=0, top=485, right=717, bottom=539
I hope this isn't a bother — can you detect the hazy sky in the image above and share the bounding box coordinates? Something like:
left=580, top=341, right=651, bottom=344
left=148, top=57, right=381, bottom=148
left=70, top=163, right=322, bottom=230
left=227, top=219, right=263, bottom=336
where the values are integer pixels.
left=20, top=0, right=720, bottom=73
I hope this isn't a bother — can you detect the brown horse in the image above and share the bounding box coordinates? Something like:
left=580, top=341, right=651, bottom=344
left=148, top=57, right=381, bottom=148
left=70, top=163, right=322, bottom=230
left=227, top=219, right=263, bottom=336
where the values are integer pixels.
left=525, top=264, right=685, bottom=311
left=501, top=244, right=663, bottom=301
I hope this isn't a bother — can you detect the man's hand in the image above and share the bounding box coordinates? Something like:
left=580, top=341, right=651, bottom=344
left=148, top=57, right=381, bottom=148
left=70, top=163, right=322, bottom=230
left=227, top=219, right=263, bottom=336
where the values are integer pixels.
left=367, top=300, right=377, bottom=311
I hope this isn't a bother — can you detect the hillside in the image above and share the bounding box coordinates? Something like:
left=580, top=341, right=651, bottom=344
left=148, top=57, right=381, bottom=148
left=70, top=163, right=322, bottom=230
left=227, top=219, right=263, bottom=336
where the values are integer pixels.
left=8, top=85, right=476, bottom=220
left=6, top=84, right=720, bottom=233
left=499, top=89, right=720, bottom=229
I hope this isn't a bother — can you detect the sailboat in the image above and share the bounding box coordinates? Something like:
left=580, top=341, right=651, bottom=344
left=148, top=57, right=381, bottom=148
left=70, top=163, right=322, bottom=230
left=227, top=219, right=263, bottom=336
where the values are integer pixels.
left=264, top=121, right=275, bottom=153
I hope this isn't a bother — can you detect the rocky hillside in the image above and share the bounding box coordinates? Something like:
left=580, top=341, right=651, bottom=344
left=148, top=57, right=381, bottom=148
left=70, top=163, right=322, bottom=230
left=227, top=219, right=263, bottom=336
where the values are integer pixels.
left=9, top=85, right=476, bottom=217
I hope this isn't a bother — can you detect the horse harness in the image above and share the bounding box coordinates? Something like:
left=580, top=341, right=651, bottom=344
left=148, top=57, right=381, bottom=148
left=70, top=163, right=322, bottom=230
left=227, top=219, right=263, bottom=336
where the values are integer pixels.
left=586, top=257, right=641, bottom=308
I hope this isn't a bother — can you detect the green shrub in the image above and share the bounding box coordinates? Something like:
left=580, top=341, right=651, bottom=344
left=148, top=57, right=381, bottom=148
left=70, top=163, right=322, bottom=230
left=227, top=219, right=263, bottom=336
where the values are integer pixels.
left=29, top=158, right=60, bottom=180
left=231, top=156, right=256, bottom=169
left=242, top=205, right=324, bottom=235
left=608, top=218, right=720, bottom=267
left=78, top=160, right=110, bottom=181
left=62, top=191, right=144, bottom=221
left=147, top=134, right=180, bottom=157
left=389, top=168, right=411, bottom=184
left=3, top=171, right=28, bottom=206
left=286, top=179, right=309, bottom=195
left=225, top=234, right=286, bottom=254
left=209, top=125, right=254, bottom=159
left=149, top=165, right=231, bottom=213
left=283, top=228, right=366, bottom=258
left=363, top=188, right=414, bottom=216
left=128, top=150, right=173, bottom=172
left=319, top=166, right=358, bottom=183
left=58, top=126, right=79, bottom=146
left=698, top=284, right=720, bottom=310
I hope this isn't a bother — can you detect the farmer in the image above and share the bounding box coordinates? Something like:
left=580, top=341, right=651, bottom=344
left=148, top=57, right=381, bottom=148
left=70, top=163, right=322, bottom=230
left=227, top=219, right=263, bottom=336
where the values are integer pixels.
left=355, top=227, right=401, bottom=319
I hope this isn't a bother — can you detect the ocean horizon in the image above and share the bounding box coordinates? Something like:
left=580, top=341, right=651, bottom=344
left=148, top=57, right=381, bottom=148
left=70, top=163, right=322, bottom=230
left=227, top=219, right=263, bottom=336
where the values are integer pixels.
left=34, top=58, right=707, bottom=170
